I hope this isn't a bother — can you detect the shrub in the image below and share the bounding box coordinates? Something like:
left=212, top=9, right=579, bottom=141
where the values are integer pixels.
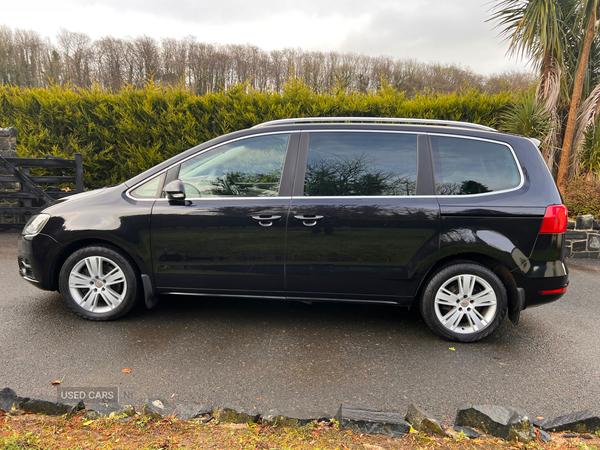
left=0, top=82, right=513, bottom=189
left=563, top=178, right=600, bottom=219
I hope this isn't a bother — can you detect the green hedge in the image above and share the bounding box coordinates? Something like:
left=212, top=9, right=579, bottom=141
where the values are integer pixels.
left=0, top=81, right=514, bottom=189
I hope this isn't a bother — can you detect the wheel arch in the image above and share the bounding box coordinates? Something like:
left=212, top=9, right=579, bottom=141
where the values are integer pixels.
left=49, top=237, right=148, bottom=292
left=413, top=252, right=519, bottom=318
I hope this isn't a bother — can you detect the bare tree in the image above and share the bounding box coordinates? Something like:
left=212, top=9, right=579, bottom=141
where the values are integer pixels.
left=0, top=25, right=535, bottom=97
left=57, top=28, right=93, bottom=87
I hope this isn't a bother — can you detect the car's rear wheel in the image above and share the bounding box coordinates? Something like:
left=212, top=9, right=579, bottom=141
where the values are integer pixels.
left=420, top=263, right=507, bottom=342
left=58, top=245, right=140, bottom=320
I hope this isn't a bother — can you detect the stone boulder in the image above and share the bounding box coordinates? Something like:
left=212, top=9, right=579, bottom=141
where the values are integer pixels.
left=335, top=404, right=410, bottom=438
left=173, top=403, right=213, bottom=421
left=85, top=403, right=136, bottom=419
left=0, top=388, right=18, bottom=412
left=404, top=403, right=448, bottom=437
left=215, top=407, right=261, bottom=424
left=18, top=397, right=84, bottom=415
left=455, top=405, right=535, bottom=442
left=143, top=399, right=176, bottom=419
left=537, top=410, right=600, bottom=433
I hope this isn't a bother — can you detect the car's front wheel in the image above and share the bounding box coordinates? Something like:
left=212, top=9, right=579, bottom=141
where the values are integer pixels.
left=58, top=245, right=140, bottom=320
left=420, top=263, right=507, bottom=342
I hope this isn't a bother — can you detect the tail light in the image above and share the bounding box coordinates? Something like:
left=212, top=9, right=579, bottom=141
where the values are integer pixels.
left=539, top=205, right=568, bottom=234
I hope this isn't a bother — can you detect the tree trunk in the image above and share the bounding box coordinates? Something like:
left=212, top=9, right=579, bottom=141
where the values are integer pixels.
left=558, top=5, right=598, bottom=189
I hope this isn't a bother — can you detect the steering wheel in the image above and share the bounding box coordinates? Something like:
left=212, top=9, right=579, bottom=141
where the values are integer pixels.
left=221, top=174, right=240, bottom=196
left=183, top=182, right=201, bottom=198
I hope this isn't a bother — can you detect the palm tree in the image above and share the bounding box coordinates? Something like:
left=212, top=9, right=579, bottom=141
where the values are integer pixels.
left=557, top=0, right=600, bottom=188
left=489, top=0, right=567, bottom=166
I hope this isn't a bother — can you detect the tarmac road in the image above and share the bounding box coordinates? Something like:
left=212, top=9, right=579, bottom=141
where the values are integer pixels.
left=1, top=230, right=599, bottom=424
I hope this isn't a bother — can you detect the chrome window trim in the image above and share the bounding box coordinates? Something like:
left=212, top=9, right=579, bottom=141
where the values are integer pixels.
left=290, top=195, right=438, bottom=200
left=152, top=196, right=293, bottom=202
left=125, top=130, right=296, bottom=201
left=126, top=129, right=525, bottom=201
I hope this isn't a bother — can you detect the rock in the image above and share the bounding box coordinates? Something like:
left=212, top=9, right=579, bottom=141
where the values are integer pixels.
left=215, top=407, right=260, bottom=424
left=538, top=410, right=600, bottom=433
left=567, top=220, right=576, bottom=230
left=18, top=397, right=84, bottom=415
left=453, top=425, right=480, bottom=439
left=173, top=403, right=213, bottom=421
left=576, top=215, right=595, bottom=230
left=405, top=403, right=448, bottom=437
left=573, top=251, right=600, bottom=259
left=85, top=403, right=136, bottom=419
left=262, top=409, right=318, bottom=427
left=537, top=429, right=551, bottom=442
left=455, top=405, right=535, bottom=442
left=143, top=399, right=176, bottom=419
left=566, top=230, right=587, bottom=240
left=564, top=433, right=578, bottom=438
left=572, top=240, right=588, bottom=252
left=335, top=404, right=410, bottom=438
left=0, top=127, right=17, bottom=138
left=0, top=388, right=18, bottom=412
left=589, top=234, right=600, bottom=251
left=582, top=434, right=594, bottom=440
left=262, top=411, right=302, bottom=427
left=594, top=220, right=600, bottom=231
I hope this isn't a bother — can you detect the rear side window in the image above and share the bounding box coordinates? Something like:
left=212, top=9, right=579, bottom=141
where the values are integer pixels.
left=431, top=136, right=520, bottom=195
left=304, top=132, right=418, bottom=196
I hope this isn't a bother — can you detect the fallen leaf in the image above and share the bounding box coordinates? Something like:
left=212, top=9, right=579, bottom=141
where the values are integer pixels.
left=537, top=416, right=544, bottom=420
left=50, top=380, right=61, bottom=385
left=122, top=368, right=131, bottom=373
left=449, top=347, right=455, bottom=351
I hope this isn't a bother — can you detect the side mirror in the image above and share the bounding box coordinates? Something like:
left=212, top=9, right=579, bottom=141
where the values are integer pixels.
left=164, top=179, right=186, bottom=203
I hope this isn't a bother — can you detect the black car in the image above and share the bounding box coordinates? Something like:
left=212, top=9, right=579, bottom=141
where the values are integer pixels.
left=18, top=118, right=569, bottom=342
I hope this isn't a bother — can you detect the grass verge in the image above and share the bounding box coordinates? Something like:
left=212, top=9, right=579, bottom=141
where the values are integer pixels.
left=3, top=412, right=600, bottom=450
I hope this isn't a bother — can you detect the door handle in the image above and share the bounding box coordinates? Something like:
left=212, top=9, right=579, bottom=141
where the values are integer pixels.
left=294, top=214, right=324, bottom=227
left=251, top=215, right=282, bottom=227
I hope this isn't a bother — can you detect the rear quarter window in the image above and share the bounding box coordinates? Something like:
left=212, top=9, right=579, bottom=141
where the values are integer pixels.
left=431, top=136, right=521, bottom=195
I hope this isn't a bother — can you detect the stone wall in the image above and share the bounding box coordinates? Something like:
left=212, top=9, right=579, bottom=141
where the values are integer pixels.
left=566, top=215, right=600, bottom=259
left=0, top=127, right=21, bottom=225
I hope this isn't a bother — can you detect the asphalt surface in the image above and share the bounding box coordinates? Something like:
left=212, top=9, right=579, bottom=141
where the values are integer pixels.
left=1, top=229, right=599, bottom=424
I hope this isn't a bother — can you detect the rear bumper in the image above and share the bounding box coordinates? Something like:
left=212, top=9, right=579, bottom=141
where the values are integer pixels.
left=514, top=262, right=569, bottom=308
left=515, top=275, right=569, bottom=309
left=514, top=232, right=569, bottom=309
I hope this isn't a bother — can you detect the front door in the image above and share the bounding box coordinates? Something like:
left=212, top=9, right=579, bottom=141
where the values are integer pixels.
left=151, top=132, right=299, bottom=297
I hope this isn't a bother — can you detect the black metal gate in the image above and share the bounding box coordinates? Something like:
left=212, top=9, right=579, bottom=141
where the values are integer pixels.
left=0, top=153, right=84, bottom=230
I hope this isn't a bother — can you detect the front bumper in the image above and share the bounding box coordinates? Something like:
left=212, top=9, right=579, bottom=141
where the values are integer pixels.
left=18, top=233, right=64, bottom=291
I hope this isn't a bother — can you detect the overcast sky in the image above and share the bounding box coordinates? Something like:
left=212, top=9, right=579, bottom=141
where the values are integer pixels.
left=4, top=0, right=532, bottom=75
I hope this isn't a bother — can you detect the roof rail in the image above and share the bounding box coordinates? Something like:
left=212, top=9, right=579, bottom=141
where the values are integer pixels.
left=253, top=117, right=496, bottom=132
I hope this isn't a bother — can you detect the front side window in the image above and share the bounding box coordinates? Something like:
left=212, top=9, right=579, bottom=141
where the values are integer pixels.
left=304, top=132, right=418, bottom=196
left=431, top=136, right=521, bottom=195
left=179, top=134, right=290, bottom=198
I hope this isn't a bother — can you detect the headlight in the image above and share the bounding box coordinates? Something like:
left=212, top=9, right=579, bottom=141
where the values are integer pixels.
left=22, top=214, right=50, bottom=237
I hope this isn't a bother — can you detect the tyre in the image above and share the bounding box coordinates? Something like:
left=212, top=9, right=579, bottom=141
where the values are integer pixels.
left=420, top=263, right=507, bottom=342
left=58, top=245, right=140, bottom=320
